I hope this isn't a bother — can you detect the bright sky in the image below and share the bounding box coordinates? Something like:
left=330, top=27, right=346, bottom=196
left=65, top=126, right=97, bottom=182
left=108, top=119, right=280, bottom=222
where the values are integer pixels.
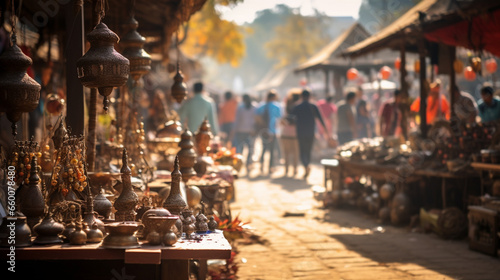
left=219, top=0, right=363, bottom=25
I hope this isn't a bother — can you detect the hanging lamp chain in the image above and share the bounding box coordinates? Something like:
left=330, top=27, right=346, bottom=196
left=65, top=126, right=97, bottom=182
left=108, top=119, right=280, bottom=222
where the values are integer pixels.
left=176, top=30, right=180, bottom=71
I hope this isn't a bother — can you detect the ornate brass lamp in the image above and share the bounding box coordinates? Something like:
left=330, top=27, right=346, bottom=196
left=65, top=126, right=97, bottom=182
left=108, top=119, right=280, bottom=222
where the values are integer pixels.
left=0, top=33, right=41, bottom=136
left=77, top=22, right=130, bottom=112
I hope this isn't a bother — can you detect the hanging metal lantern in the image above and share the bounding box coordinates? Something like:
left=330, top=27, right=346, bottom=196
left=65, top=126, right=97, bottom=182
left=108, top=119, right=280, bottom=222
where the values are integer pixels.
left=0, top=34, right=41, bottom=136
left=171, top=63, right=188, bottom=103
left=121, top=16, right=151, bottom=83
left=77, top=22, right=130, bottom=112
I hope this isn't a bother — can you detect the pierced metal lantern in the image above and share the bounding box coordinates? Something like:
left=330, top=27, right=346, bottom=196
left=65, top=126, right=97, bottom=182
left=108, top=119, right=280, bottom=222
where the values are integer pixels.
left=77, top=22, right=130, bottom=111
left=171, top=63, right=188, bottom=103
left=0, top=35, right=41, bottom=136
left=121, top=16, right=151, bottom=83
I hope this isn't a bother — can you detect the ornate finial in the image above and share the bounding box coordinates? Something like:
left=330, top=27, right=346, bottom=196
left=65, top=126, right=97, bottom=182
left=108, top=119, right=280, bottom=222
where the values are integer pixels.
left=29, top=156, right=40, bottom=185
left=172, top=155, right=181, bottom=178
left=121, top=148, right=131, bottom=174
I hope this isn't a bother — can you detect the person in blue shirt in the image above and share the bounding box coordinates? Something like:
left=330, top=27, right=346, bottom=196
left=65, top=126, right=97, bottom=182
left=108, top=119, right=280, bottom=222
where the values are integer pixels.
left=178, top=82, right=219, bottom=135
left=255, top=90, right=282, bottom=175
left=291, top=89, right=328, bottom=179
left=478, top=85, right=500, bottom=123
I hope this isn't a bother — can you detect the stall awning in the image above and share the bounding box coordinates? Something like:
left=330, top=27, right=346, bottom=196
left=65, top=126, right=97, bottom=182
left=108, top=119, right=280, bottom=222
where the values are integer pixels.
left=424, top=9, right=500, bottom=57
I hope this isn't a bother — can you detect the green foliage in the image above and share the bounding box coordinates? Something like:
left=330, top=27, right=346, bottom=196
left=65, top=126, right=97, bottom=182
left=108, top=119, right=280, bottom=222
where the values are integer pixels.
left=265, top=11, right=332, bottom=68
left=181, top=0, right=245, bottom=66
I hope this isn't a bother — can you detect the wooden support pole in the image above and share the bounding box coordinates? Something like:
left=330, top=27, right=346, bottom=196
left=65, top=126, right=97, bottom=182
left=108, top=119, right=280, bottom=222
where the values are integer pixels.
left=449, top=46, right=457, bottom=118
left=400, top=41, right=408, bottom=140
left=418, top=39, right=428, bottom=138
left=324, top=69, right=330, bottom=97
left=86, top=0, right=103, bottom=171
left=64, top=0, right=85, bottom=136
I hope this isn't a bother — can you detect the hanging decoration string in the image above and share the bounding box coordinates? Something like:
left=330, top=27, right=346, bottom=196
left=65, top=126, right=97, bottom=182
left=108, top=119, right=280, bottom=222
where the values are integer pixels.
left=10, top=0, right=16, bottom=45
left=176, top=30, right=180, bottom=70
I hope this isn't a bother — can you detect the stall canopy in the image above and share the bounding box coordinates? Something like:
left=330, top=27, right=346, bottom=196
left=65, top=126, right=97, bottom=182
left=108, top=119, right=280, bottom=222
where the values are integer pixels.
left=424, top=8, right=500, bottom=57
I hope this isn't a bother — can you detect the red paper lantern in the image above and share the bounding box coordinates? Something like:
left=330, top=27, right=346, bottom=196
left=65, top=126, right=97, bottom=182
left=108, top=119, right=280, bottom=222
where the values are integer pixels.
left=464, top=66, right=476, bottom=81
left=394, top=58, right=401, bottom=70
left=346, top=68, right=358, bottom=80
left=379, top=66, right=392, bottom=80
left=486, top=58, right=498, bottom=74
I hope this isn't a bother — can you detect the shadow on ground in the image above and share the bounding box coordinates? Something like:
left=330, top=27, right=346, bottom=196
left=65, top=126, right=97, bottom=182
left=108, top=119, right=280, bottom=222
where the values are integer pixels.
left=318, top=207, right=500, bottom=280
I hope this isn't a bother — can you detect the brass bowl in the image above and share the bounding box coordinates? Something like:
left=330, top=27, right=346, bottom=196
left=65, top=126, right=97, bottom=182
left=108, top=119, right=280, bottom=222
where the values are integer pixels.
left=101, top=222, right=141, bottom=249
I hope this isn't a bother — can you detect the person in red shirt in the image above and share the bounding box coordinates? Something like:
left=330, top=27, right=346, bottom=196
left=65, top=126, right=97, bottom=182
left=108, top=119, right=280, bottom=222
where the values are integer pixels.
left=410, top=80, right=450, bottom=125
left=218, top=91, right=239, bottom=146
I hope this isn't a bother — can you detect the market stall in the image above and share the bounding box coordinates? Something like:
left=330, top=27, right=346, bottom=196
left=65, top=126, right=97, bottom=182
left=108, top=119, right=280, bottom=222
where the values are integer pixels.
left=0, top=0, right=244, bottom=279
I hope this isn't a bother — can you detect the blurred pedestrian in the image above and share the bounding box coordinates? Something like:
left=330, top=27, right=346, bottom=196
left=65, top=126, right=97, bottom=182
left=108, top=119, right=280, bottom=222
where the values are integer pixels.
left=255, top=90, right=282, bottom=175
left=280, top=89, right=301, bottom=177
left=356, top=99, right=373, bottom=139
left=410, top=79, right=450, bottom=125
left=231, top=94, right=257, bottom=171
left=336, top=92, right=358, bottom=145
left=178, top=82, right=219, bottom=135
left=291, top=89, right=327, bottom=179
left=316, top=96, right=337, bottom=144
left=478, top=85, right=500, bottom=123
left=218, top=91, right=238, bottom=146
left=379, top=89, right=403, bottom=138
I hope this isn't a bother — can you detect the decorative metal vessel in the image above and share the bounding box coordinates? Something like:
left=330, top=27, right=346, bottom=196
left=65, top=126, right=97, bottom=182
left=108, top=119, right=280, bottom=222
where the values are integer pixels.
left=141, top=207, right=176, bottom=239
left=0, top=214, right=32, bottom=247
left=19, top=157, right=45, bottom=230
left=76, top=22, right=129, bottom=111
left=171, top=63, right=187, bottom=103
left=86, top=223, right=104, bottom=243
left=33, top=211, right=64, bottom=244
left=195, top=213, right=209, bottom=232
left=195, top=118, right=212, bottom=156
left=120, top=16, right=151, bottom=82
left=101, top=222, right=141, bottom=249
left=177, top=130, right=197, bottom=183
left=0, top=33, right=41, bottom=136
left=181, top=208, right=196, bottom=238
left=208, top=216, right=218, bottom=231
left=114, top=149, right=139, bottom=221
left=69, top=221, right=87, bottom=245
left=163, top=156, right=187, bottom=215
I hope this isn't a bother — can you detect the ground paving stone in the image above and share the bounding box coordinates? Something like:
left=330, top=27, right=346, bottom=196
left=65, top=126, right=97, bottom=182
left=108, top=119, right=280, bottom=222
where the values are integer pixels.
left=232, top=163, right=500, bottom=280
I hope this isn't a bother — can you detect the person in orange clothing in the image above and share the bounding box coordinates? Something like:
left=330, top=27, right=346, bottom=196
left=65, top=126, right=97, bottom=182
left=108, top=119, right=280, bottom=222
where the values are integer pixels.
left=219, top=91, right=239, bottom=145
left=410, top=80, right=450, bottom=125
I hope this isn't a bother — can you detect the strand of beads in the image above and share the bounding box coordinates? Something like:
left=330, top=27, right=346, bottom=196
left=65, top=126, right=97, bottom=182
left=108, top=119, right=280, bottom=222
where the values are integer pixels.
left=8, top=140, right=41, bottom=186
left=50, top=136, right=87, bottom=196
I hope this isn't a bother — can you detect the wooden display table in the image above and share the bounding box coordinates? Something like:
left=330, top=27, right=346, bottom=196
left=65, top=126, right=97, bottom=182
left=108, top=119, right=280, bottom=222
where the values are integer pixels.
left=322, top=158, right=478, bottom=209
left=1, top=230, right=231, bottom=280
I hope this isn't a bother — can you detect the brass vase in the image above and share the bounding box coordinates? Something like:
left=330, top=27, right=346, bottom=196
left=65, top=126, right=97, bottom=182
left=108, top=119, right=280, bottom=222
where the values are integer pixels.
left=69, top=221, right=87, bottom=245
left=33, top=211, right=64, bottom=245
left=0, top=214, right=32, bottom=247
left=114, top=149, right=139, bottom=221
left=163, top=156, right=187, bottom=215
left=195, top=118, right=212, bottom=156
left=18, top=157, right=45, bottom=231
left=93, top=188, right=113, bottom=220
left=177, top=129, right=197, bottom=183
left=83, top=191, right=105, bottom=233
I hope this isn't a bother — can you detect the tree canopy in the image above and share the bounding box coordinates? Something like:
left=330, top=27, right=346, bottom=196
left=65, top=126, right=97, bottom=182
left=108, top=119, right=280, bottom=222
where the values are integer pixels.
left=181, top=0, right=245, bottom=67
